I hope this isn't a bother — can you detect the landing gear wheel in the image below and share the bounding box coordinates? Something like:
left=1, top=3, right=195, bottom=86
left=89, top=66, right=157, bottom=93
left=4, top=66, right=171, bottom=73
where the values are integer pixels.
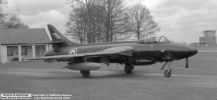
left=124, top=63, right=134, bottom=74
left=80, top=70, right=90, bottom=78
left=164, top=69, right=172, bottom=78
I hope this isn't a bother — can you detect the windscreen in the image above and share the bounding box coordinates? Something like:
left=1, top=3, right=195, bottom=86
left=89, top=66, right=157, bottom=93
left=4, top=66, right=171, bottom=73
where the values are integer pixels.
left=140, top=35, right=172, bottom=43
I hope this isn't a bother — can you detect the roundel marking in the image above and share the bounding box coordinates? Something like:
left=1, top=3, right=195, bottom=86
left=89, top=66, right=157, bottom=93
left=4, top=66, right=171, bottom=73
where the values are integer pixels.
left=161, top=50, right=165, bottom=52
left=68, top=48, right=77, bottom=55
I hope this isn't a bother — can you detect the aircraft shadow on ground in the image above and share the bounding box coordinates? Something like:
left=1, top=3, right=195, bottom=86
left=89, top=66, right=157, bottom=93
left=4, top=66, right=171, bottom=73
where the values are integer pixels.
left=32, top=70, right=164, bottom=80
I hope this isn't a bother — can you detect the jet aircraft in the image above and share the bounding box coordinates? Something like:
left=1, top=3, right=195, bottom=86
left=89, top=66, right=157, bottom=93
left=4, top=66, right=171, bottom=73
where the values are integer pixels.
left=30, top=24, right=198, bottom=78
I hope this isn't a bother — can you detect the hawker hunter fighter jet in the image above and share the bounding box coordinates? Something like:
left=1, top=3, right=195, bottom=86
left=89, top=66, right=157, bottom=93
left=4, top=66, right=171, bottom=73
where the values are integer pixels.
left=30, top=24, right=198, bottom=78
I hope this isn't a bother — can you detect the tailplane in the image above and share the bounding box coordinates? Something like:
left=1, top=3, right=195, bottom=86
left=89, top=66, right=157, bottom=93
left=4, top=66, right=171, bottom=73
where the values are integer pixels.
left=47, top=24, right=79, bottom=48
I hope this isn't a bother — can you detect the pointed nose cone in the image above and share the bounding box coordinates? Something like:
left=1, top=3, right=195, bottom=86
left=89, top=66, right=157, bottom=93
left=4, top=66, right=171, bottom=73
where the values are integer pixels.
left=187, top=46, right=198, bottom=57
left=191, top=48, right=198, bottom=56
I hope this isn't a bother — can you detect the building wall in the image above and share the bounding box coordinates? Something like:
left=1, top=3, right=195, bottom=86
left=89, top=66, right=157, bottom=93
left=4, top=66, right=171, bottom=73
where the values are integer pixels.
left=0, top=45, right=1, bottom=63
left=0, top=45, right=8, bottom=63
left=204, top=30, right=216, bottom=37
left=199, top=37, right=205, bottom=44
left=21, top=46, right=33, bottom=61
left=0, top=44, right=50, bottom=63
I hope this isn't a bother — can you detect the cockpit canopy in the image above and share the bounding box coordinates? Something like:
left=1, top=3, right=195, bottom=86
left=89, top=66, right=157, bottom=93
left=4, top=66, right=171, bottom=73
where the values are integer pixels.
left=139, top=35, right=172, bottom=44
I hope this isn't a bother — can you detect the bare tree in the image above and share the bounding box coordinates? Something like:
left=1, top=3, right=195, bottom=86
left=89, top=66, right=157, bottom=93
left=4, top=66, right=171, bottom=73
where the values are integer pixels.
left=66, top=5, right=89, bottom=44
left=66, top=0, right=158, bottom=43
left=67, top=0, right=106, bottom=43
left=128, top=4, right=160, bottom=40
left=0, top=0, right=26, bottom=28
left=0, top=0, right=7, bottom=24
left=5, top=13, right=25, bottom=28
left=101, top=0, right=129, bottom=42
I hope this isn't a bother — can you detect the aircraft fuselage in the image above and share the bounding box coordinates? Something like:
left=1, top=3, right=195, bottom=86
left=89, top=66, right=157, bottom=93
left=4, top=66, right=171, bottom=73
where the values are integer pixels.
left=50, top=41, right=197, bottom=64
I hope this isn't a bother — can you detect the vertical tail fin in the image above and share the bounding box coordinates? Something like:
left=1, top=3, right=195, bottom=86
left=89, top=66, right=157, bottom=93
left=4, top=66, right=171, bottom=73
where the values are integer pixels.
left=47, top=24, right=79, bottom=47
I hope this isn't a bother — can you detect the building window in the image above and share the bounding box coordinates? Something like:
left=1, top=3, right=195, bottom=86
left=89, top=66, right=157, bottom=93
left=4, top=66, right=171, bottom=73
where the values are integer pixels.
left=35, top=45, right=46, bottom=57
left=22, top=46, right=28, bottom=56
left=7, top=46, right=14, bottom=56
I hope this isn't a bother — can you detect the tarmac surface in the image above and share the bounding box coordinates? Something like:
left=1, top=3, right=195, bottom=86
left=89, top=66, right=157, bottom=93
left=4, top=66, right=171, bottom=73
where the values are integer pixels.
left=0, top=51, right=217, bottom=100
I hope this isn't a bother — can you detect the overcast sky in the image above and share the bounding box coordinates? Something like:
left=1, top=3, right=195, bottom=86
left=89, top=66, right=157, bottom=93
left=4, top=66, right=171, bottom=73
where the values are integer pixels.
left=6, top=0, right=217, bottom=43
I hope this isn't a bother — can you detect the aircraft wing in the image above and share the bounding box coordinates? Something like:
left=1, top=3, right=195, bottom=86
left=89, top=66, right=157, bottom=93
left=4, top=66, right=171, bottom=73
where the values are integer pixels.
left=29, top=46, right=134, bottom=60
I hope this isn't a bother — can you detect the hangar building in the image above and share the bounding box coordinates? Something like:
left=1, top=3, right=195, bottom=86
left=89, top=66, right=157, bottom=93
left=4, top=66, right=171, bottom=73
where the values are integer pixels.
left=0, top=28, right=51, bottom=63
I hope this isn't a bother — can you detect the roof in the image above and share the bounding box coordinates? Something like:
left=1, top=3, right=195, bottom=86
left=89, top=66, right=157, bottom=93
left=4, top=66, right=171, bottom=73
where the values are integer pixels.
left=0, top=28, right=51, bottom=45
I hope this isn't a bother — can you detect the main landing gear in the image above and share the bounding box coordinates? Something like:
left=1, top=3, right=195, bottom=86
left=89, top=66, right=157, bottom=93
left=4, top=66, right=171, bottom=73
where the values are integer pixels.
left=161, top=62, right=173, bottom=78
left=124, top=63, right=134, bottom=74
left=80, top=70, right=90, bottom=78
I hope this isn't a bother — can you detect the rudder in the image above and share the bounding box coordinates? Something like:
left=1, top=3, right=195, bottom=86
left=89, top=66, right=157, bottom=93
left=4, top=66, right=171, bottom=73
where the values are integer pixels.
left=47, top=24, right=79, bottom=47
